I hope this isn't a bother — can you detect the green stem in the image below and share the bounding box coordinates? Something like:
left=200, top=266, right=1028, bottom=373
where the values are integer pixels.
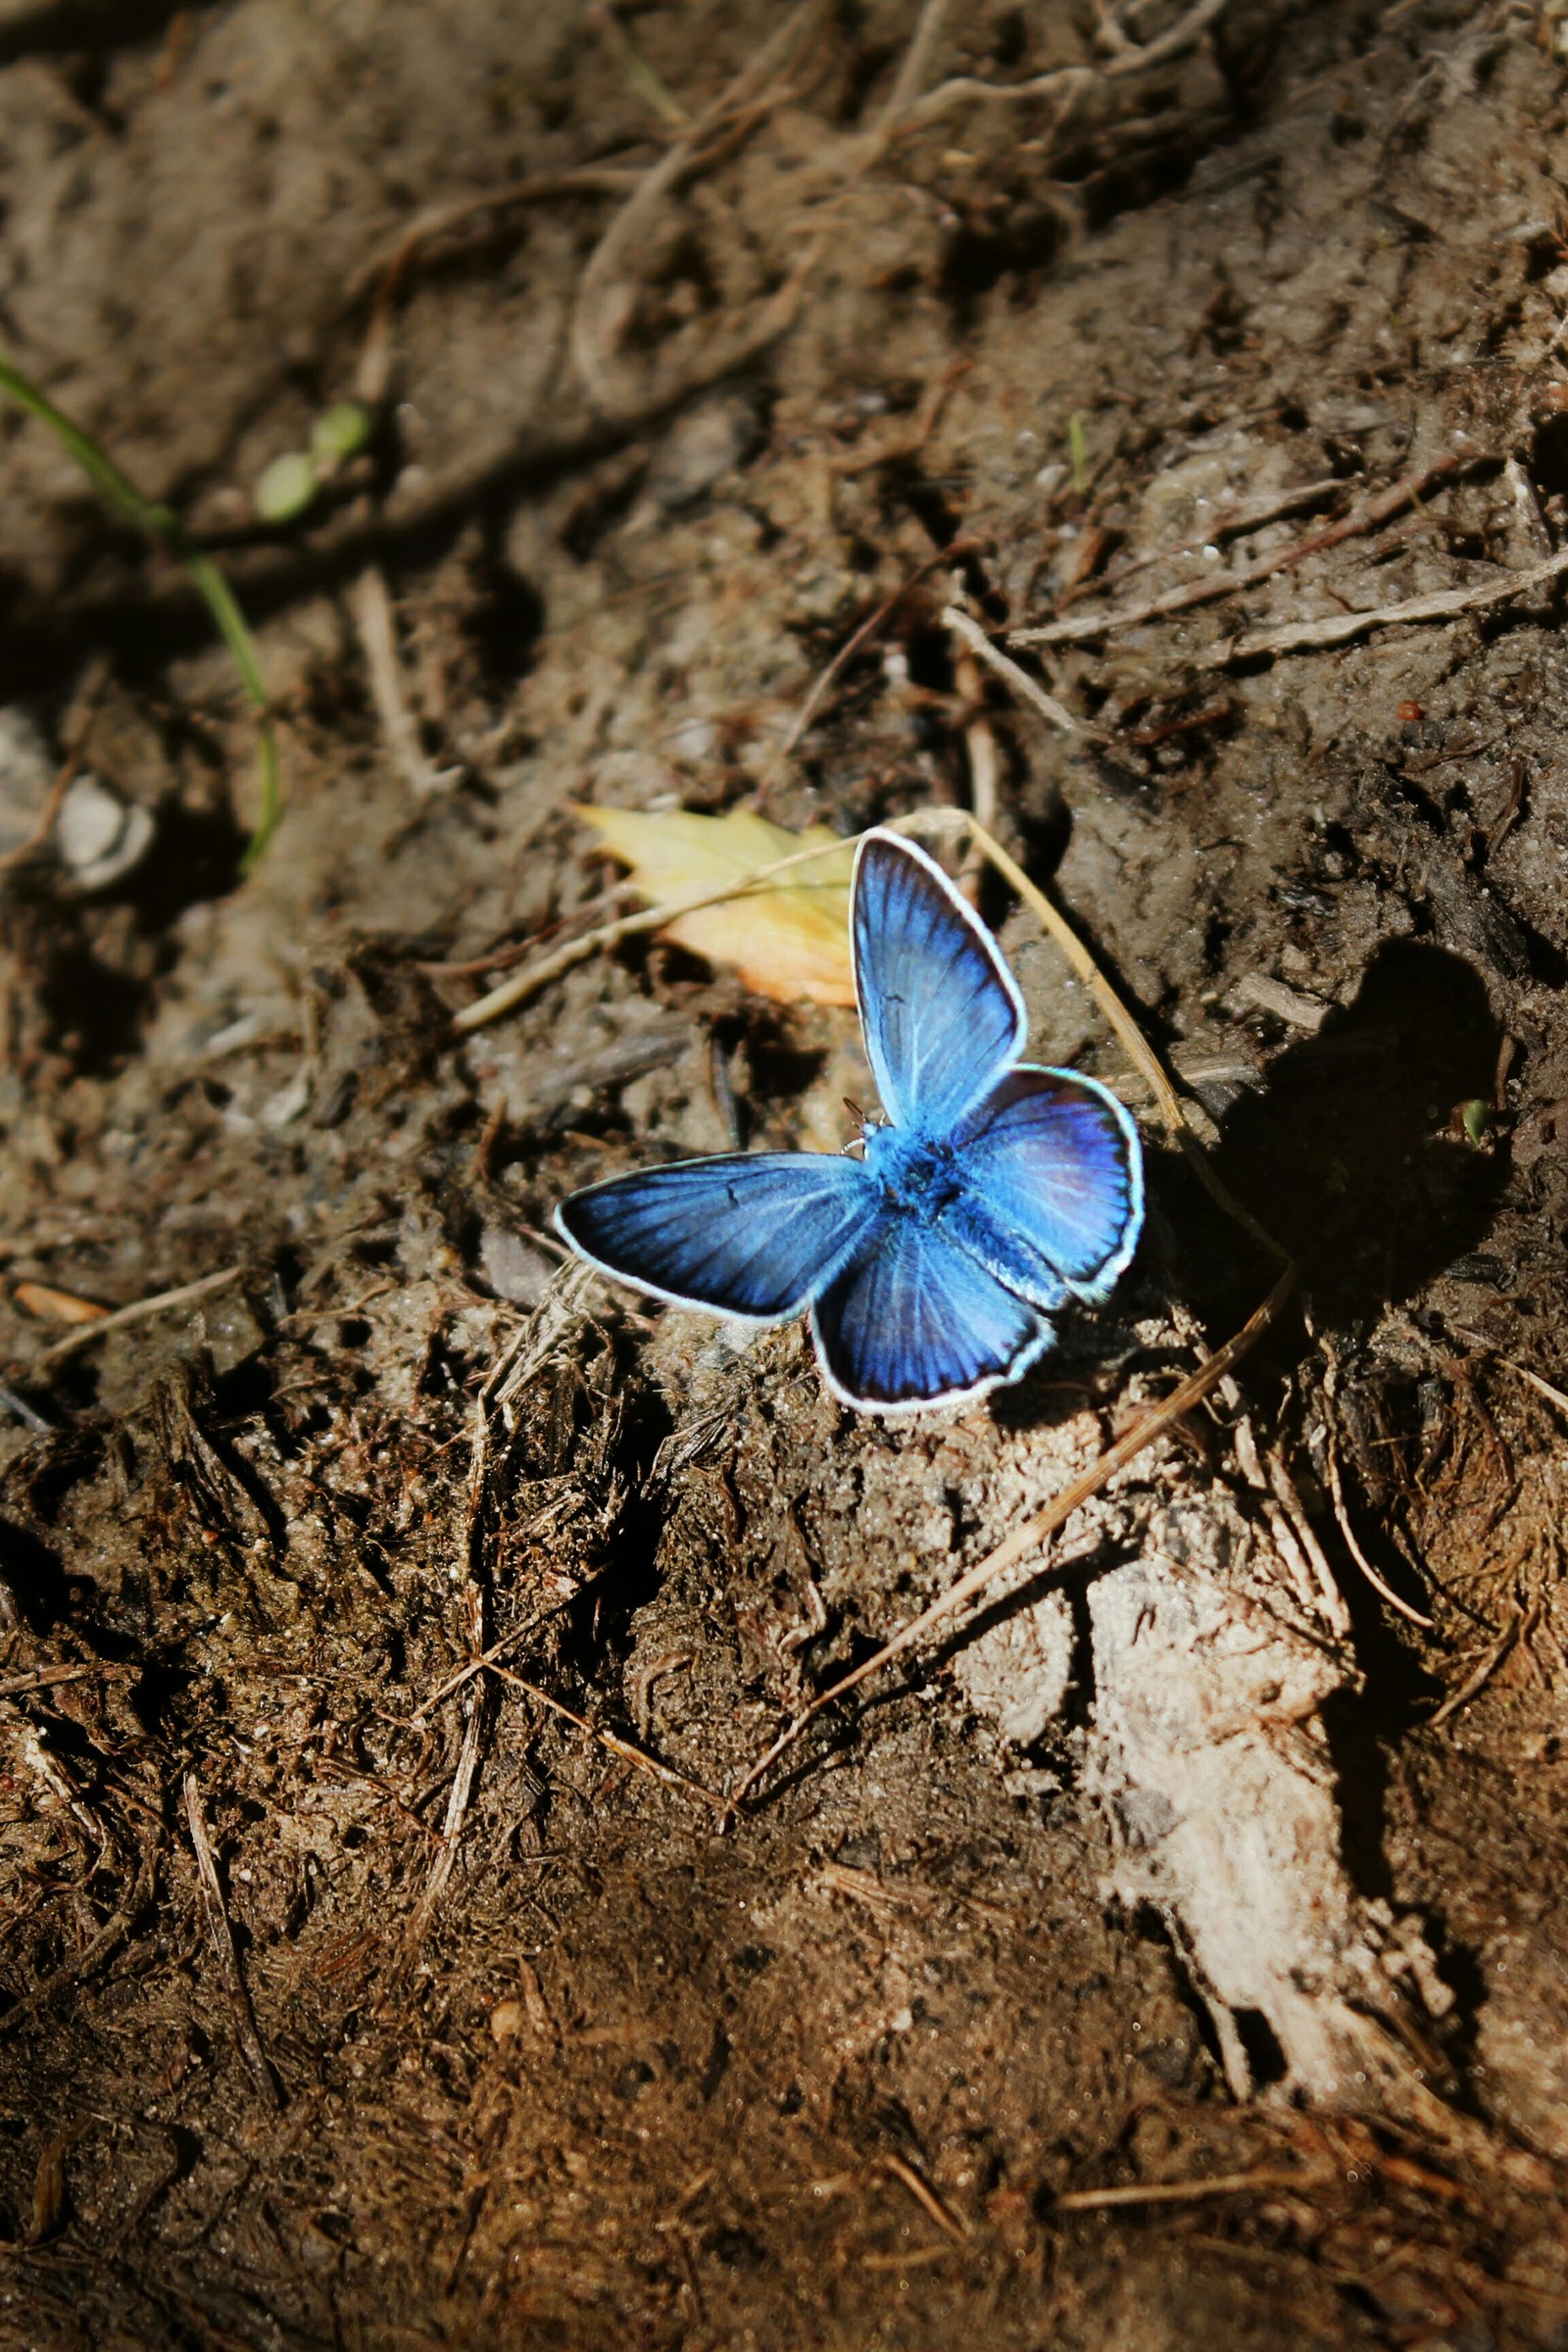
left=0, top=351, right=281, bottom=868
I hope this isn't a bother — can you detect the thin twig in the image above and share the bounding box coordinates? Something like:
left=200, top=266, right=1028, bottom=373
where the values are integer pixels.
left=0, top=1382, right=53, bottom=1435
left=0, top=1855, right=153, bottom=2039
left=408, top=1601, right=581, bottom=1726
left=1010, top=452, right=1490, bottom=649
left=828, top=358, right=969, bottom=477
left=396, top=1362, right=497, bottom=1978
left=183, top=1774, right=281, bottom=2109
left=904, top=58, right=1095, bottom=133
left=1265, top=1448, right=1350, bottom=1637
left=784, top=536, right=978, bottom=754
left=876, top=0, right=954, bottom=137
left=34, top=1266, right=245, bottom=1368
left=727, top=1260, right=1297, bottom=1809
left=953, top=654, right=999, bottom=903
left=415, top=887, right=632, bottom=980
left=570, top=4, right=820, bottom=414
left=877, top=2151, right=969, bottom=2242
left=0, top=741, right=83, bottom=879
left=1086, top=0, right=1233, bottom=74
left=1092, top=475, right=1344, bottom=598
left=350, top=165, right=644, bottom=306
left=1323, top=1424, right=1436, bottom=1631
left=350, top=567, right=461, bottom=799
left=0, top=1662, right=136, bottom=1698
left=944, top=605, right=1084, bottom=736
left=1427, top=1608, right=1530, bottom=1732
left=588, top=0, right=689, bottom=126
left=490, top=1665, right=727, bottom=1815
left=1470, top=1350, right=1568, bottom=1423
left=399, top=1697, right=487, bottom=1956
left=1054, top=2167, right=1314, bottom=2213
left=901, top=0, right=1229, bottom=132
left=1228, top=545, right=1568, bottom=661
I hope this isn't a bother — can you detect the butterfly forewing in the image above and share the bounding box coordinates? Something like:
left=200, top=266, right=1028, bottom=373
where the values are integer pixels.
left=809, top=1209, right=1048, bottom=1411
left=947, top=1067, right=1144, bottom=1304
left=852, top=831, right=1024, bottom=1136
left=555, top=1152, right=881, bottom=1321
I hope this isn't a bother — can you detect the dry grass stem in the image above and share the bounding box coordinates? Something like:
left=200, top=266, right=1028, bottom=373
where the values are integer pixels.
left=953, top=668, right=999, bottom=902
left=1427, top=1607, right=1533, bottom=1732
left=570, top=2, right=822, bottom=415
left=183, top=1772, right=282, bottom=2109
left=0, top=1380, right=53, bottom=1435
left=351, top=566, right=461, bottom=798
left=490, top=1665, right=728, bottom=1814
left=1323, top=1424, right=1436, bottom=1630
left=409, top=1603, right=582, bottom=1726
left=399, top=1698, right=488, bottom=1956
left=1011, top=452, right=1490, bottom=649
left=875, top=0, right=954, bottom=137
left=910, top=811, right=1290, bottom=1262
left=350, top=165, right=643, bottom=307
left=1229, top=544, right=1568, bottom=660
left=1485, top=1355, right=1568, bottom=1422
left=453, top=834, right=867, bottom=1032
left=35, top=1266, right=245, bottom=1367
left=900, top=0, right=1232, bottom=134
left=0, top=1662, right=136, bottom=1698
left=1054, top=2167, right=1316, bottom=2213
left=877, top=2151, right=970, bottom=2242
left=0, top=1857, right=153, bottom=2039
left=783, top=536, right=976, bottom=754
left=944, top=605, right=1085, bottom=735
left=1099, top=476, right=1344, bottom=594
left=1265, top=1448, right=1351, bottom=1637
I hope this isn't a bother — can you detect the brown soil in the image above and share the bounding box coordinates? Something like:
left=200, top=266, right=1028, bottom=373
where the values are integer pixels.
left=2, top=3, right=1568, bottom=2346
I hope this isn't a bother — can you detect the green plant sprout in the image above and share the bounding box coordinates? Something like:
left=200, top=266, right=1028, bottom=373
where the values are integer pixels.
left=254, top=450, right=318, bottom=525
left=254, top=400, right=374, bottom=524
left=1068, top=411, right=1091, bottom=497
left=0, top=350, right=281, bottom=870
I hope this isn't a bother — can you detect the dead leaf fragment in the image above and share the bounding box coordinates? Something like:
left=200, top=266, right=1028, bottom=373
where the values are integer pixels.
left=13, top=1280, right=111, bottom=1326
left=578, top=805, right=855, bottom=1005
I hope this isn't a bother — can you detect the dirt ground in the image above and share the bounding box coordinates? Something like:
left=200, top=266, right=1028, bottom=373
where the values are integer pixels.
left=3, top=0, right=1568, bottom=2344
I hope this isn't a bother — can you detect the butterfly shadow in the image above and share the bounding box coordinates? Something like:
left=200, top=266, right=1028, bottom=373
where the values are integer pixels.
left=1204, top=936, right=1507, bottom=1336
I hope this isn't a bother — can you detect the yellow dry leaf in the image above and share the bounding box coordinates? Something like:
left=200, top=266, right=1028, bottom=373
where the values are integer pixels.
left=578, top=805, right=857, bottom=1006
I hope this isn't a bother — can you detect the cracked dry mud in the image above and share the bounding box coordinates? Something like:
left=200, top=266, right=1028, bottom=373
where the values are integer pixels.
left=2, top=3, right=1568, bottom=2347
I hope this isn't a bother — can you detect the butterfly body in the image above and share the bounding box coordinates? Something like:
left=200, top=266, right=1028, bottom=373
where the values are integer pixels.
left=860, top=1123, right=961, bottom=1212
left=555, top=829, right=1144, bottom=1414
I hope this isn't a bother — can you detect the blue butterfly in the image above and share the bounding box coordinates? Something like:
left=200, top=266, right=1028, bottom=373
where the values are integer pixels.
left=555, top=828, right=1144, bottom=1414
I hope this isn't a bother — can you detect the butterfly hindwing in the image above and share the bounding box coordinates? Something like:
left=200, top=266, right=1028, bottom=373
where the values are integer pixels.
left=852, top=830, right=1024, bottom=1136
left=945, top=1067, right=1144, bottom=1306
left=809, top=1209, right=1049, bottom=1412
left=555, top=1152, right=880, bottom=1321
